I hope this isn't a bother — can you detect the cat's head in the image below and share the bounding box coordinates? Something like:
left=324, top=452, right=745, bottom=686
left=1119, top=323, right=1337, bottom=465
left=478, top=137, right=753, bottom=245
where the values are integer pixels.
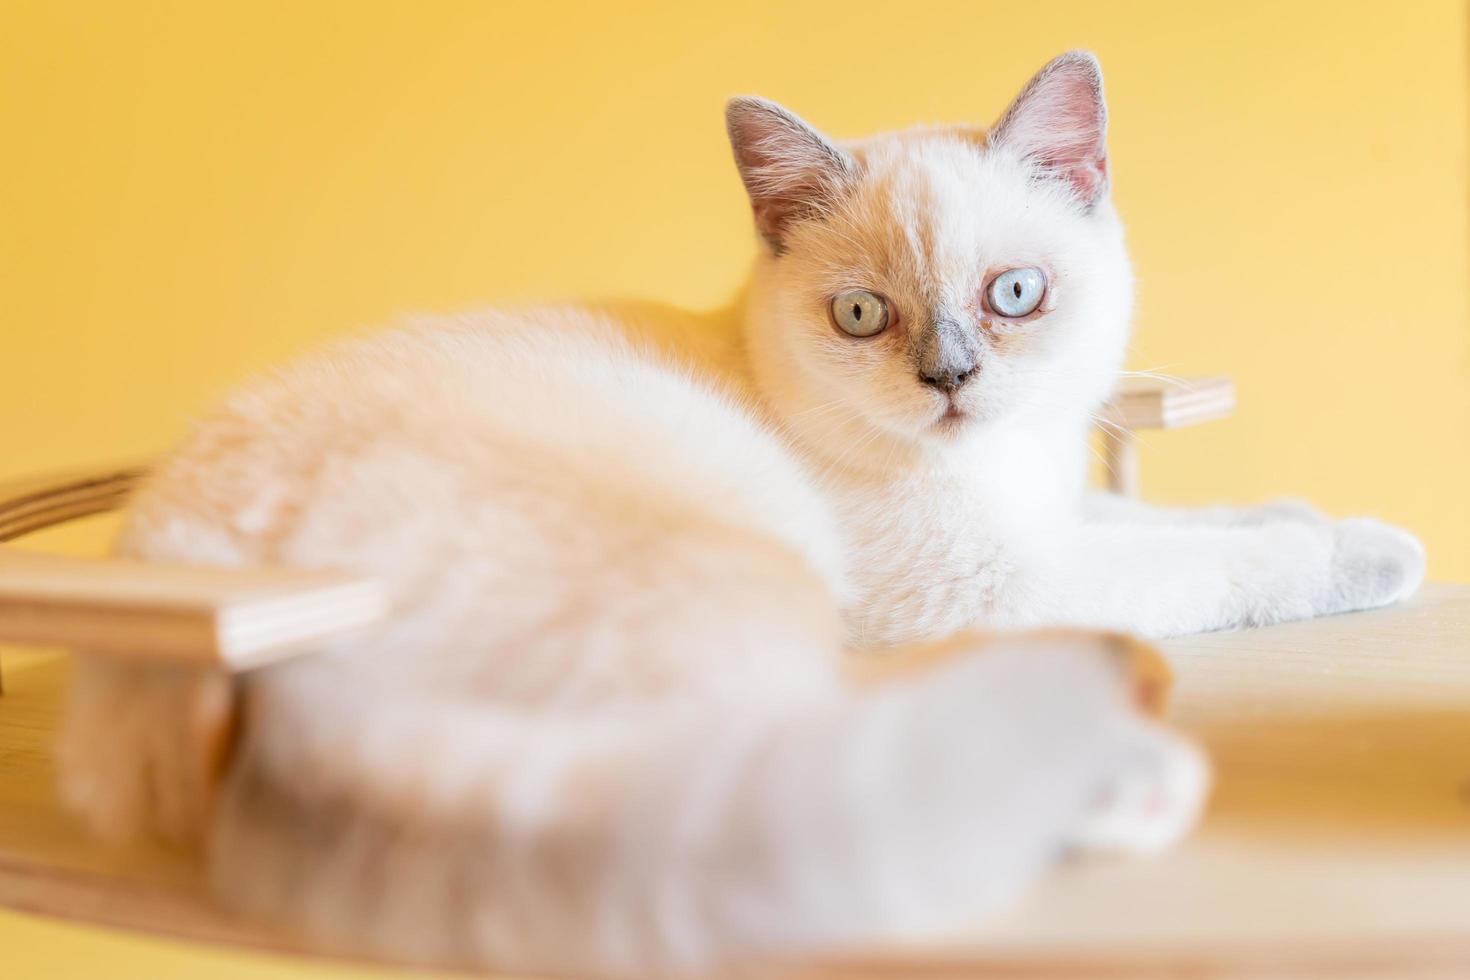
left=729, top=52, right=1133, bottom=457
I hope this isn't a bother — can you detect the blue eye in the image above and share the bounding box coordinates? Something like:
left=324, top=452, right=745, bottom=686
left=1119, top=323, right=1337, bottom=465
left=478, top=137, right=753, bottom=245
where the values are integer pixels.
left=830, top=290, right=890, bottom=337
left=987, top=267, right=1047, bottom=318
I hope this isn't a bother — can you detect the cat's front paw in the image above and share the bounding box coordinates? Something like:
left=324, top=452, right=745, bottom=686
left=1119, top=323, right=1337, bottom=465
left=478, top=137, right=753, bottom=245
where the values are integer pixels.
left=1327, top=517, right=1425, bottom=614
left=1065, top=720, right=1210, bottom=857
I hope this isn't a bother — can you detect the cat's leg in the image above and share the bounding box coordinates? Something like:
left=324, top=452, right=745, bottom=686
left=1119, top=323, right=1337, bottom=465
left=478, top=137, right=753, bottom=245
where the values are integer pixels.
left=1082, top=490, right=1327, bottom=528
left=852, top=628, right=1175, bottom=719
left=1008, top=517, right=1424, bottom=637
left=856, top=630, right=1200, bottom=856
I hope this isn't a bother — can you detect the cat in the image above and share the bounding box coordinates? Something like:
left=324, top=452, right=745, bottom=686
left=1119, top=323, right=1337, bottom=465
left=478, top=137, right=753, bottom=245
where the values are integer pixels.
left=59, top=50, right=1419, bottom=977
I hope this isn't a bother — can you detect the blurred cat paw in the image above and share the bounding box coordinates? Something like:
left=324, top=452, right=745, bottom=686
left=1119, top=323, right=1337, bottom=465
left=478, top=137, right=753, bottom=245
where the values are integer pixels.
left=1328, top=517, right=1425, bottom=613
left=1099, top=634, right=1173, bottom=718
left=1064, top=722, right=1210, bottom=857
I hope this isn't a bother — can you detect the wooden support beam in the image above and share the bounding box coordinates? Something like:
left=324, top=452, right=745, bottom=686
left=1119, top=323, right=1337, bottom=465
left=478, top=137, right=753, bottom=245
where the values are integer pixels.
left=0, top=548, right=384, bottom=671
left=0, top=463, right=383, bottom=679
left=1102, top=376, right=1236, bottom=497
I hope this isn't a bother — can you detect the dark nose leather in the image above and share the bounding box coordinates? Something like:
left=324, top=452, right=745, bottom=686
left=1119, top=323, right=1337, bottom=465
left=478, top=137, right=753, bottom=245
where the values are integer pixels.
left=919, top=366, right=972, bottom=392
left=914, top=311, right=979, bottom=393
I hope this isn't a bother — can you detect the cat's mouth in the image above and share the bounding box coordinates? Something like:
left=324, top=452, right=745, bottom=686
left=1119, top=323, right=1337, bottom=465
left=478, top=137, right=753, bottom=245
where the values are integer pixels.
left=932, top=400, right=969, bottom=432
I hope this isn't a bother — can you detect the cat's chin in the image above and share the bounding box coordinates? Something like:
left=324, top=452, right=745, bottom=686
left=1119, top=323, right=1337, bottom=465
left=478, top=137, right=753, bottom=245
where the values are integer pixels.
left=933, top=411, right=969, bottom=435
left=926, top=402, right=976, bottom=438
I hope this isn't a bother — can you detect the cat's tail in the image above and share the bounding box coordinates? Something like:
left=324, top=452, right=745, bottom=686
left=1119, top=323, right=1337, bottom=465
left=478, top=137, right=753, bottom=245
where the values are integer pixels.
left=209, top=634, right=1205, bottom=977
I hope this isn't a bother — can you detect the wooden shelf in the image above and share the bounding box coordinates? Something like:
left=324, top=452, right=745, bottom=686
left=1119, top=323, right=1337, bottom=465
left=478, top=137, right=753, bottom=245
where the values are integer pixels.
left=0, top=465, right=383, bottom=673
left=3, top=586, right=1467, bottom=977
left=0, top=549, right=384, bottom=671
left=1108, top=375, right=1236, bottom=430
left=1101, top=376, right=1236, bottom=496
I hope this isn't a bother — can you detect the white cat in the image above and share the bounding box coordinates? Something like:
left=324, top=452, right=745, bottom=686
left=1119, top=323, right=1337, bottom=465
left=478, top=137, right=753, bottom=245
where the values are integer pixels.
left=59, top=51, right=1418, bottom=977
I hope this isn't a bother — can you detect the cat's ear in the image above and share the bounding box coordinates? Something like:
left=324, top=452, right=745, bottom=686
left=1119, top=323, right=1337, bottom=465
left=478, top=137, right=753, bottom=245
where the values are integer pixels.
left=726, top=97, right=856, bottom=253
left=989, top=51, right=1109, bottom=207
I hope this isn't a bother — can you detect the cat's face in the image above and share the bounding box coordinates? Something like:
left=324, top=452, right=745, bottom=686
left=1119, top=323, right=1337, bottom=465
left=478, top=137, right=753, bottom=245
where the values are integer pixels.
left=732, top=52, right=1133, bottom=452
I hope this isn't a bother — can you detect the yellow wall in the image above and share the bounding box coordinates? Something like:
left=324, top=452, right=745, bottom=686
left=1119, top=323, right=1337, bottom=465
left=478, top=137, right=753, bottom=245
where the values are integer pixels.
left=1, top=1, right=1468, bottom=973
left=5, top=1, right=1469, bottom=580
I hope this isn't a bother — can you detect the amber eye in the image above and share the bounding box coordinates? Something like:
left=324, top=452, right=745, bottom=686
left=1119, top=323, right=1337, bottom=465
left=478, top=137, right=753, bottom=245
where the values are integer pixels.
left=987, top=267, right=1047, bottom=318
left=830, top=290, right=890, bottom=337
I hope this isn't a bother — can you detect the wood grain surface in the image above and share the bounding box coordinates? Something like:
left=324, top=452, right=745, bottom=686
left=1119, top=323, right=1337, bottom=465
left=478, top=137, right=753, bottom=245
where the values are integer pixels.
left=2, top=586, right=1467, bottom=977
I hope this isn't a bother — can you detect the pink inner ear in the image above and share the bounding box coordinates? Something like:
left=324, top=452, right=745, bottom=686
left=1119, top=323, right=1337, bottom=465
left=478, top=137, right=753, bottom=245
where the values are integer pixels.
left=994, top=56, right=1109, bottom=205
left=727, top=98, right=853, bottom=250
left=1039, top=140, right=1107, bottom=202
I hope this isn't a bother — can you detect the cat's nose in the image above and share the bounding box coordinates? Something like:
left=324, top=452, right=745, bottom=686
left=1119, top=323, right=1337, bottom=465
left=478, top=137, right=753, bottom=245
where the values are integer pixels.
left=916, top=312, right=980, bottom=394
left=919, top=366, right=973, bottom=392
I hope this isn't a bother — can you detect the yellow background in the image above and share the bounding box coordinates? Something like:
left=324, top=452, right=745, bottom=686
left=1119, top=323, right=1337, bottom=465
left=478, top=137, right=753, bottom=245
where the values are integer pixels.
left=2, top=1, right=1468, bottom=975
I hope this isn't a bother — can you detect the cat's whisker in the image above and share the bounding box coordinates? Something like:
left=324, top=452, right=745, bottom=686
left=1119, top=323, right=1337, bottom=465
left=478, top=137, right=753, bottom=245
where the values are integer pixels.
left=786, top=399, right=852, bottom=422
left=1085, top=438, right=1117, bottom=483
left=1089, top=411, right=1162, bottom=467
left=818, top=424, right=889, bottom=479
left=1089, top=412, right=1129, bottom=437
left=819, top=437, right=871, bottom=479
left=1119, top=367, right=1189, bottom=388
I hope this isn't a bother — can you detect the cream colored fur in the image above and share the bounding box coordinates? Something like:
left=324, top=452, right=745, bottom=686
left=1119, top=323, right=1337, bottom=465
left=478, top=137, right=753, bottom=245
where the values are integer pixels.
left=59, top=51, right=1416, bottom=976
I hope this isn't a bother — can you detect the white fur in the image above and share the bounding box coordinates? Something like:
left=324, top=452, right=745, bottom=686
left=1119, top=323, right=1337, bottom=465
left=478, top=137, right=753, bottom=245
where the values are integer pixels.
left=733, top=57, right=1422, bottom=645
left=59, top=50, right=1419, bottom=976
left=59, top=312, right=1199, bottom=975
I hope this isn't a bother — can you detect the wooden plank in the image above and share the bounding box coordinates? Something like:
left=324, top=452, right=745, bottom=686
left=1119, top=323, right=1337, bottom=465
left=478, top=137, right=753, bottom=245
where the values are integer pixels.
left=0, top=464, right=148, bottom=543
left=0, top=492, right=134, bottom=544
left=917, top=583, right=1470, bottom=975
left=0, top=549, right=385, bottom=670
left=1108, top=376, right=1236, bottom=430
left=0, top=464, right=386, bottom=687
left=1, top=586, right=1467, bottom=977
left=0, top=855, right=290, bottom=955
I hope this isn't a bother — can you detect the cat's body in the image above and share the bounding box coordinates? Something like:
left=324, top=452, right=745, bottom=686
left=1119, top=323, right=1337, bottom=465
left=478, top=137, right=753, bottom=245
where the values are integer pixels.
left=64, top=308, right=1201, bottom=974
left=60, top=52, right=1420, bottom=976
